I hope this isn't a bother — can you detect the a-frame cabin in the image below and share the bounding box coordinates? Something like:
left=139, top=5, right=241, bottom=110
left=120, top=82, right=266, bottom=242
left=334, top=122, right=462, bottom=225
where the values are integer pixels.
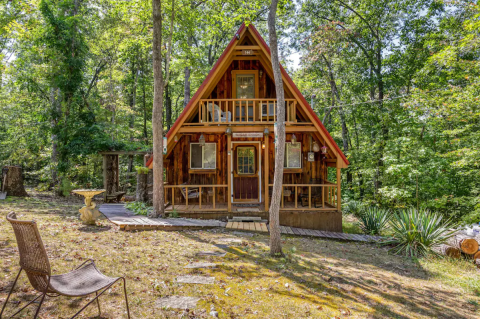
left=147, top=23, right=349, bottom=231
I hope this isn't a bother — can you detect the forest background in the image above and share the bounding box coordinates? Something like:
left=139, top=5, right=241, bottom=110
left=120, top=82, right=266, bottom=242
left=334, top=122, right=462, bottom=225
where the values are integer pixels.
left=1, top=0, right=479, bottom=223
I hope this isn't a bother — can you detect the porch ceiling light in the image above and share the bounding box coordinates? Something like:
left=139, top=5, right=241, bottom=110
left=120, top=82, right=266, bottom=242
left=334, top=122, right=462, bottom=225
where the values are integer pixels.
left=312, top=141, right=320, bottom=152
left=263, top=128, right=269, bottom=135
left=226, top=127, right=232, bottom=135
left=199, top=133, right=205, bottom=146
left=291, top=133, right=297, bottom=145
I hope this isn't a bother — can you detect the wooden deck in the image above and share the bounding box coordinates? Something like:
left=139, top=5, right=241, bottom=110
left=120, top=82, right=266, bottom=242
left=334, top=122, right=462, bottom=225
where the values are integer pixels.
left=100, top=204, right=382, bottom=242
left=99, top=204, right=226, bottom=231
left=226, top=221, right=381, bottom=242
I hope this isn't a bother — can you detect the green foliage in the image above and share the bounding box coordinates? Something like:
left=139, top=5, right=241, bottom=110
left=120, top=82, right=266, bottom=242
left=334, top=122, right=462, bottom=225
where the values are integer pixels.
left=168, top=210, right=179, bottom=218
left=58, top=177, right=74, bottom=197
left=135, top=166, right=149, bottom=175
left=356, top=207, right=391, bottom=236
left=125, top=201, right=152, bottom=216
left=343, top=200, right=364, bottom=217
left=384, top=208, right=456, bottom=258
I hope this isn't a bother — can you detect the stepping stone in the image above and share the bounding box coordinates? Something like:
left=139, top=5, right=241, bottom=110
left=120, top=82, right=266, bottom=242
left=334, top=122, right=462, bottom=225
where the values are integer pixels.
left=155, top=296, right=200, bottom=309
left=232, top=216, right=262, bottom=221
left=196, top=251, right=226, bottom=257
left=184, top=262, right=217, bottom=269
left=232, top=231, right=254, bottom=237
left=176, top=275, right=215, bottom=284
left=217, top=237, right=243, bottom=243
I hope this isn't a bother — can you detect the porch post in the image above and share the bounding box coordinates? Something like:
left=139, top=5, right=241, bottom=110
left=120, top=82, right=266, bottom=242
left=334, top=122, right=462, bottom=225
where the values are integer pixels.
left=227, top=134, right=232, bottom=212
left=336, top=159, right=341, bottom=212
left=264, top=134, right=269, bottom=212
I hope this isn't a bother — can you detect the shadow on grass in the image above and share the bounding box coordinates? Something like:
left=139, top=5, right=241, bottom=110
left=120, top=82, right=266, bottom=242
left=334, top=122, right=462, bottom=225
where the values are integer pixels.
left=181, top=230, right=472, bottom=319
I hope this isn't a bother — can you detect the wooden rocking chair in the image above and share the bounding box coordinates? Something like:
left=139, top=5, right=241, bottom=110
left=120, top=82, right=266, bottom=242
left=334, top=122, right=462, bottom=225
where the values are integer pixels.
left=1, top=212, right=131, bottom=319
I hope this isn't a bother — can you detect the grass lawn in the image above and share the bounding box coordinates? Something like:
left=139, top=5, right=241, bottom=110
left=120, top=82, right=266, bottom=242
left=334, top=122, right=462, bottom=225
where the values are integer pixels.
left=1, top=191, right=480, bottom=318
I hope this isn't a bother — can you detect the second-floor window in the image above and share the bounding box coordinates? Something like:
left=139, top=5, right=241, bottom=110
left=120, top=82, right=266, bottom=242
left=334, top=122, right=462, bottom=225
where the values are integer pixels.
left=236, top=74, right=255, bottom=99
left=190, top=143, right=216, bottom=169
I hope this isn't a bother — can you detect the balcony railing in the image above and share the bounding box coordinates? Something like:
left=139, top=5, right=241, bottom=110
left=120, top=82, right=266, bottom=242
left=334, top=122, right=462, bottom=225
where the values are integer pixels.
left=197, top=98, right=297, bottom=125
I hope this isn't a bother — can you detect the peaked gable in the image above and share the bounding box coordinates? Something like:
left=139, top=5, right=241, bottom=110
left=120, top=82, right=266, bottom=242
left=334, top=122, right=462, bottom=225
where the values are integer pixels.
left=165, top=23, right=349, bottom=167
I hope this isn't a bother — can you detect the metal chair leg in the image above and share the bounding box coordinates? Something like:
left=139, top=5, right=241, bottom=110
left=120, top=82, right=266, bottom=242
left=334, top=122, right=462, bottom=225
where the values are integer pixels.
left=122, top=277, right=131, bottom=319
left=0, top=268, right=22, bottom=318
left=33, top=278, right=50, bottom=319
left=95, top=291, right=101, bottom=316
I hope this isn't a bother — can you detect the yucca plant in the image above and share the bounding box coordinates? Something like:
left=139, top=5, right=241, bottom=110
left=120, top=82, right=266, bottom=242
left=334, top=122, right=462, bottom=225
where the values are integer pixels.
left=384, top=208, right=455, bottom=257
left=357, top=207, right=391, bottom=235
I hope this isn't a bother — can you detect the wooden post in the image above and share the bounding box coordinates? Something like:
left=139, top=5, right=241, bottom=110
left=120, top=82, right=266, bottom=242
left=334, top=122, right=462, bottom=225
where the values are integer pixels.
left=227, top=134, right=232, bottom=212
left=264, top=134, right=269, bottom=212
left=102, top=155, right=107, bottom=201
left=336, top=161, right=341, bottom=212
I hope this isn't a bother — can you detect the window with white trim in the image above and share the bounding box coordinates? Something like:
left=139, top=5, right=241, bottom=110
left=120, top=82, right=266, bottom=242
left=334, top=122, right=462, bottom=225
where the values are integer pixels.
left=190, top=143, right=216, bottom=169
left=284, top=142, right=302, bottom=168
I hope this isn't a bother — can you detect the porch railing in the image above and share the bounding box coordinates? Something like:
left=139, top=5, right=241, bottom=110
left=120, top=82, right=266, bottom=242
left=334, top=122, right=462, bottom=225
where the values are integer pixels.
left=164, top=184, right=228, bottom=211
left=268, top=183, right=338, bottom=211
left=196, top=98, right=298, bottom=125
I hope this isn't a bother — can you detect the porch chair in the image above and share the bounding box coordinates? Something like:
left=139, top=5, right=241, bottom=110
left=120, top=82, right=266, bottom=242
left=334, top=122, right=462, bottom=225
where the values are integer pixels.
left=207, top=102, right=231, bottom=122
left=299, top=178, right=324, bottom=208
left=1, top=212, right=130, bottom=319
left=180, top=182, right=201, bottom=200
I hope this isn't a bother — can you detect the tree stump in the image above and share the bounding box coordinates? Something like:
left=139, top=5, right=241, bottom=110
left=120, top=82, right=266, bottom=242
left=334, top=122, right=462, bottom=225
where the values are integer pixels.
left=2, top=166, right=29, bottom=197
left=136, top=172, right=148, bottom=202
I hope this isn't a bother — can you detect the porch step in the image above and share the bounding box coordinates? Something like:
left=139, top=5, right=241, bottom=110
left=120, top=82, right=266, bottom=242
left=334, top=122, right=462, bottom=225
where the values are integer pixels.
left=231, top=216, right=262, bottom=222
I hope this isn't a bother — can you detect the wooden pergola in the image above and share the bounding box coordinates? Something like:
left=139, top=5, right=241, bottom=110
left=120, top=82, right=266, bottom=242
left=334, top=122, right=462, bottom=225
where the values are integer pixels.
left=100, top=151, right=151, bottom=201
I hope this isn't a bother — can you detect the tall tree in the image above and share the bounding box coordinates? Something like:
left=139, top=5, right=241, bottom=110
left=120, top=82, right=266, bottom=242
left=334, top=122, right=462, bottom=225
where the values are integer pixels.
left=151, top=0, right=174, bottom=217
left=268, top=0, right=284, bottom=256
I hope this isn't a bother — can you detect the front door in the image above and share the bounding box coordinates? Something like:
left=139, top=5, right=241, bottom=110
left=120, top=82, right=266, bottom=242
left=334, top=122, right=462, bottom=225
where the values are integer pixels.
left=233, top=145, right=259, bottom=202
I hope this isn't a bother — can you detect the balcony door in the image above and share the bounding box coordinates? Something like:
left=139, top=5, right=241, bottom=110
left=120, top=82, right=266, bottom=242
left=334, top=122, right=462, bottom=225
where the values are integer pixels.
left=231, top=142, right=261, bottom=203
left=232, top=70, right=259, bottom=122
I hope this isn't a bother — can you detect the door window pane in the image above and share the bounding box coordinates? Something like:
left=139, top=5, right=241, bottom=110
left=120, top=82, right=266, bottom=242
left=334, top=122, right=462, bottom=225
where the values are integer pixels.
left=237, top=147, right=255, bottom=174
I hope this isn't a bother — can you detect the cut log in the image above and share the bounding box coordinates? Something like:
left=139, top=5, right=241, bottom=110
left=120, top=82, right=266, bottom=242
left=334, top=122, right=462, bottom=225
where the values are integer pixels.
left=432, top=244, right=461, bottom=259
left=473, top=250, right=480, bottom=260
left=453, top=235, right=479, bottom=255
left=2, top=166, right=28, bottom=197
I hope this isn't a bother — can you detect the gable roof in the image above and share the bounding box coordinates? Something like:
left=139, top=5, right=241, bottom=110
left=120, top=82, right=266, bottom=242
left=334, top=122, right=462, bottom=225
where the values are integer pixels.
left=165, top=22, right=349, bottom=167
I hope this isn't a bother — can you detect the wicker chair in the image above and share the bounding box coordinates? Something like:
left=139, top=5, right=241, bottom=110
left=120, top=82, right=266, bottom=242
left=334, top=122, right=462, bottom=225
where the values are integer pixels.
left=1, top=212, right=130, bottom=319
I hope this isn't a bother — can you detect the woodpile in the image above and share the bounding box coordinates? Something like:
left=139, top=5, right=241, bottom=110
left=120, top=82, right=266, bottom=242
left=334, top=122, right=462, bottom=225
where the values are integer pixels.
left=436, top=231, right=480, bottom=268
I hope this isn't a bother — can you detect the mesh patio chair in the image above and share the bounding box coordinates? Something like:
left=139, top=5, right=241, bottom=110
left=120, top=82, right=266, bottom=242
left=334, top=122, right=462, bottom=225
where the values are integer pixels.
left=1, top=212, right=130, bottom=319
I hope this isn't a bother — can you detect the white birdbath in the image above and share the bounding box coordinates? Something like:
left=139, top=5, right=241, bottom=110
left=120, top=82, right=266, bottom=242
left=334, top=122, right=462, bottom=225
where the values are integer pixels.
left=72, top=189, right=106, bottom=225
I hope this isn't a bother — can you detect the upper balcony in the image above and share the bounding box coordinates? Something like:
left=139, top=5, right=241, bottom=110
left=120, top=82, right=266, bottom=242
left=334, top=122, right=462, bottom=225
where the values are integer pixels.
left=195, top=98, right=299, bottom=125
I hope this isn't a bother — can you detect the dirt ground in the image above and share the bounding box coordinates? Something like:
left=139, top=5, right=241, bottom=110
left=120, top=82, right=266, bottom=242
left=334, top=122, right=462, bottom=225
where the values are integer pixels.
left=1, top=190, right=479, bottom=318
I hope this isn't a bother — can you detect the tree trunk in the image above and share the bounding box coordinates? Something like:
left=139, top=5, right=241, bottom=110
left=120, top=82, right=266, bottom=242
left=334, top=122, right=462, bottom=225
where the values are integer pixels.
left=165, top=82, right=172, bottom=130
left=136, top=172, right=148, bottom=202
left=268, top=0, right=284, bottom=257
left=2, top=166, right=29, bottom=197
left=150, top=0, right=165, bottom=217
left=183, top=65, right=191, bottom=108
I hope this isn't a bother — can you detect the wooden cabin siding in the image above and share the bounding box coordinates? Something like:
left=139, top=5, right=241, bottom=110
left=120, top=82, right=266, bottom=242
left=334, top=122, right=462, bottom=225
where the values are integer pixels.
left=166, top=132, right=328, bottom=206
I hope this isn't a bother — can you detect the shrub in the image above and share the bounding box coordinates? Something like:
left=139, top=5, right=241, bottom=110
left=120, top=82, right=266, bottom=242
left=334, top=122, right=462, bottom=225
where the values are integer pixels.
left=125, top=201, right=153, bottom=216
left=357, top=207, right=391, bottom=235
left=344, top=200, right=364, bottom=217
left=384, top=208, right=455, bottom=257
